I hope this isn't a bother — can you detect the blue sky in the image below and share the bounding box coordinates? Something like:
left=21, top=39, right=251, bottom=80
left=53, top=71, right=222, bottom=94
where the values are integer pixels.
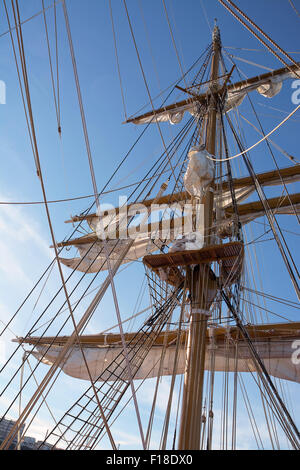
left=0, top=0, right=299, bottom=450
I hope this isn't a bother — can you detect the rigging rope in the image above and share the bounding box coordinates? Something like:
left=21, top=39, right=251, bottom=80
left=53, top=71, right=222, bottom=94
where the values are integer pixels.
left=1, top=0, right=117, bottom=451
left=0, top=9, right=210, bottom=445
left=238, top=111, right=300, bottom=222
left=159, top=282, right=188, bottom=450
left=66, top=1, right=197, bottom=447
left=257, top=102, right=300, bottom=122
left=62, top=0, right=99, bottom=210
left=225, top=46, right=300, bottom=54
left=123, top=0, right=177, bottom=182
left=0, top=111, right=195, bottom=408
left=239, top=113, right=298, bottom=164
left=226, top=53, right=274, bottom=72
left=42, top=0, right=60, bottom=131
left=0, top=158, right=189, bottom=205
left=241, top=297, right=297, bottom=323
left=162, top=0, right=190, bottom=93
left=239, top=107, right=300, bottom=223
left=109, top=0, right=128, bottom=121
left=218, top=0, right=300, bottom=80
left=2, top=0, right=298, bottom=450
left=222, top=289, right=300, bottom=448
left=242, top=285, right=300, bottom=308
left=200, top=0, right=212, bottom=33
left=18, top=353, right=69, bottom=447
left=138, top=0, right=161, bottom=92
left=205, top=103, right=300, bottom=162
left=42, top=285, right=184, bottom=450
left=288, top=0, right=300, bottom=18
left=0, top=0, right=61, bottom=39
left=224, top=53, right=300, bottom=229
left=227, top=113, right=300, bottom=301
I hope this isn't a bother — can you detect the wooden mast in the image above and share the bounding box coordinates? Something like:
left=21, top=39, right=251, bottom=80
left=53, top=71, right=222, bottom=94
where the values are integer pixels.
left=177, top=24, right=221, bottom=450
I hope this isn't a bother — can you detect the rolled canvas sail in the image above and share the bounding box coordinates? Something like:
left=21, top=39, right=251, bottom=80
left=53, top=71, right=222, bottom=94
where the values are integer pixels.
left=128, top=68, right=300, bottom=125
left=32, top=337, right=300, bottom=384
left=60, top=238, right=167, bottom=273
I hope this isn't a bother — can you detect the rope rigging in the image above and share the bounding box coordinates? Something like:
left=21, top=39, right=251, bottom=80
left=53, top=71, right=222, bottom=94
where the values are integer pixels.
left=218, top=0, right=300, bottom=79
left=221, top=288, right=300, bottom=448
left=288, top=0, right=300, bottom=19
left=109, top=0, right=128, bottom=121
left=37, top=284, right=184, bottom=450
left=0, top=110, right=196, bottom=400
left=0, top=39, right=204, bottom=358
left=223, top=52, right=300, bottom=222
left=226, top=112, right=300, bottom=300
left=0, top=101, right=199, bottom=450
left=7, top=1, right=121, bottom=451
left=204, top=103, right=300, bottom=162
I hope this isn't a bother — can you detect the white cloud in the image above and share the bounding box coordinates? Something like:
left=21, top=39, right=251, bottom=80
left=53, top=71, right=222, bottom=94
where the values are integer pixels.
left=0, top=200, right=52, bottom=259
left=137, top=377, right=179, bottom=414
left=0, top=239, right=32, bottom=287
left=0, top=199, right=53, bottom=291
left=111, top=428, right=145, bottom=448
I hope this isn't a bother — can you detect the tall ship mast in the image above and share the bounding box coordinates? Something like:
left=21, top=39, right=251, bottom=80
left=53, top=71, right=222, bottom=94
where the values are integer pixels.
left=0, top=0, right=299, bottom=451
left=177, top=23, right=221, bottom=450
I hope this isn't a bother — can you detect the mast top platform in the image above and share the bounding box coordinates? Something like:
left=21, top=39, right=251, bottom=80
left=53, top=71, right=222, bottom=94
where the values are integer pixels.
left=143, top=241, right=244, bottom=285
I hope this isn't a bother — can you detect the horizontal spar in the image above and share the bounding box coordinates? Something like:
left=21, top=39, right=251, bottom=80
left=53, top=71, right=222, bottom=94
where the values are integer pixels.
left=15, top=321, right=300, bottom=384
left=65, top=165, right=300, bottom=224
left=124, top=62, right=300, bottom=125
left=57, top=193, right=300, bottom=248
left=16, top=320, right=300, bottom=346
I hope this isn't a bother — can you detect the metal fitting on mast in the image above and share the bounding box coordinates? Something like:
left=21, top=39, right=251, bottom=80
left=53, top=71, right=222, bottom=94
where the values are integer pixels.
left=212, top=20, right=221, bottom=46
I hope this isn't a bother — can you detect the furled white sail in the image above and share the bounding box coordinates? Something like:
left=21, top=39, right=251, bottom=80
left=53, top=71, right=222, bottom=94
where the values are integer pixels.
left=128, top=102, right=196, bottom=126
left=60, top=238, right=167, bottom=273
left=32, top=336, right=300, bottom=384
left=70, top=174, right=299, bottom=238
left=183, top=145, right=214, bottom=199
left=215, top=186, right=255, bottom=209
left=238, top=201, right=300, bottom=225
left=59, top=217, right=192, bottom=273
left=127, top=67, right=300, bottom=125
left=257, top=78, right=283, bottom=98
left=59, top=197, right=299, bottom=272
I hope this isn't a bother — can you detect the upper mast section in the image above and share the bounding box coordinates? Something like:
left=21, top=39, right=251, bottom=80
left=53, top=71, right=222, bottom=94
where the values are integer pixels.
left=176, top=23, right=222, bottom=451
left=203, top=22, right=221, bottom=245
left=212, top=19, right=220, bottom=44
left=205, top=21, right=221, bottom=155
